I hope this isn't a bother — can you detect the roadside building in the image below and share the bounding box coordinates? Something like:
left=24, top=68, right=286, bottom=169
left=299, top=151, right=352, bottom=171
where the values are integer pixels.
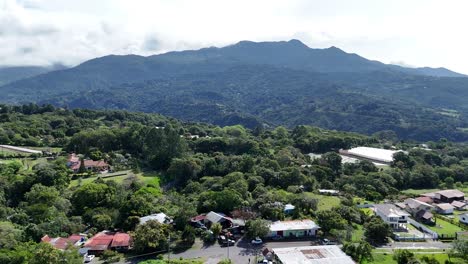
left=84, top=231, right=130, bottom=255
left=268, top=220, right=319, bottom=238
left=415, top=210, right=435, bottom=225
left=459, top=213, right=468, bottom=224
left=272, top=245, right=354, bottom=264
left=374, top=204, right=409, bottom=229
left=435, top=203, right=454, bottom=215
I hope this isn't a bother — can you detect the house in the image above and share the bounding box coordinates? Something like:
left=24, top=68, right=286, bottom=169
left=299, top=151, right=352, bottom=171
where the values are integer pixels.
left=41, top=234, right=86, bottom=250
left=434, top=203, right=454, bottom=215
left=139, top=213, right=172, bottom=225
left=268, top=220, right=319, bottom=238
left=433, top=189, right=465, bottom=203
left=84, top=231, right=130, bottom=255
left=415, top=210, right=434, bottom=225
left=191, top=211, right=233, bottom=229
left=459, top=213, right=468, bottom=224
left=284, top=204, right=295, bottom=214
left=272, top=245, right=354, bottom=264
left=110, top=233, right=131, bottom=252
left=67, top=153, right=110, bottom=173
left=374, top=204, right=410, bottom=229
left=404, top=198, right=433, bottom=215
left=451, top=201, right=466, bottom=211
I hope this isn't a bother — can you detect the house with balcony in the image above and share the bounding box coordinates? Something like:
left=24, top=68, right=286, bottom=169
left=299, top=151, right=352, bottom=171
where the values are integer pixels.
left=374, top=204, right=410, bottom=229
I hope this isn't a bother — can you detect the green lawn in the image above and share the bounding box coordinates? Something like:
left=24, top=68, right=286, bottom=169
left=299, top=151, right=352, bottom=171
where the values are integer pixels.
left=70, top=171, right=160, bottom=188
left=304, top=193, right=341, bottom=211
left=352, top=224, right=365, bottom=241
left=427, top=218, right=463, bottom=237
left=367, top=249, right=466, bottom=264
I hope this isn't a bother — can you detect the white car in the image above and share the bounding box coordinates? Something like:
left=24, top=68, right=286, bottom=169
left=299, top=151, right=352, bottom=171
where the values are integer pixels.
left=251, top=237, right=263, bottom=245
left=84, top=254, right=95, bottom=263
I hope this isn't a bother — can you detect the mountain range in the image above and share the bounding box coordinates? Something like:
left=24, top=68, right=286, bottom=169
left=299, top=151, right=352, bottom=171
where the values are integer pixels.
left=1, top=39, right=468, bottom=141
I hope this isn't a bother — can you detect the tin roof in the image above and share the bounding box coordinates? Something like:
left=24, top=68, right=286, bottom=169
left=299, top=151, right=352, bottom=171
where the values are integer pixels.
left=273, top=245, right=354, bottom=264
left=270, top=220, right=319, bottom=232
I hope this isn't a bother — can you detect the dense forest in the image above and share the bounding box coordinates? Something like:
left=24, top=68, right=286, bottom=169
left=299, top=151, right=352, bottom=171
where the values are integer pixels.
left=0, top=104, right=467, bottom=263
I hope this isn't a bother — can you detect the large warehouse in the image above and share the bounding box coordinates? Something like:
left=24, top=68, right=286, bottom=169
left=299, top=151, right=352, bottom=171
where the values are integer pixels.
left=339, top=146, right=404, bottom=165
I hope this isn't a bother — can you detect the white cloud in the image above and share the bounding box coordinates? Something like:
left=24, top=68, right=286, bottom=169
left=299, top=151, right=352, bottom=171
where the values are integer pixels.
left=0, top=0, right=467, bottom=74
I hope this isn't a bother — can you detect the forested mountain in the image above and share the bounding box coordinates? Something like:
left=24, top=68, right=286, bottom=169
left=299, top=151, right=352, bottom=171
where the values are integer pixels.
left=1, top=40, right=468, bottom=141
left=0, top=65, right=66, bottom=86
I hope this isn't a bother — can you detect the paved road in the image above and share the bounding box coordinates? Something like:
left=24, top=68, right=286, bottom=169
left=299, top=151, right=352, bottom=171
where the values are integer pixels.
left=98, top=239, right=453, bottom=263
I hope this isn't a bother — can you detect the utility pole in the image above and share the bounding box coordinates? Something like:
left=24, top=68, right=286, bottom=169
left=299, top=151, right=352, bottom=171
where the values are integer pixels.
left=168, top=234, right=171, bottom=262
left=227, top=239, right=230, bottom=261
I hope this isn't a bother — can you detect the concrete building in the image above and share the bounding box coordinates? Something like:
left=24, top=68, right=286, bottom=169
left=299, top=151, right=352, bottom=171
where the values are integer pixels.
left=272, top=245, right=354, bottom=264
left=268, top=220, right=319, bottom=238
left=374, top=204, right=410, bottom=229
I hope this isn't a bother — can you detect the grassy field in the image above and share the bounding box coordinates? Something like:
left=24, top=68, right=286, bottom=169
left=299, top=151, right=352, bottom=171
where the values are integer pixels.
left=368, top=249, right=466, bottom=264
left=69, top=171, right=160, bottom=188
left=304, top=193, right=341, bottom=211
left=427, top=217, right=463, bottom=237
left=352, top=224, right=365, bottom=241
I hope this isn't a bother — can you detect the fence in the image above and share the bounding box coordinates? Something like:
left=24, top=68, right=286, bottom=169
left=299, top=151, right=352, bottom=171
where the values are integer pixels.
left=407, top=218, right=438, bottom=239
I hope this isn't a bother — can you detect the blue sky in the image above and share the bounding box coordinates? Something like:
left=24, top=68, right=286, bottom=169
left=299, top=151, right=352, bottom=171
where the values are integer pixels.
left=1, top=0, right=468, bottom=74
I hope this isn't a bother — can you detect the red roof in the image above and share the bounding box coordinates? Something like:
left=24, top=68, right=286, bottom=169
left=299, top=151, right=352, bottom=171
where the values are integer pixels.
left=70, top=159, right=109, bottom=170
left=84, top=232, right=115, bottom=251
left=416, top=196, right=433, bottom=204
left=111, top=232, right=131, bottom=248
left=41, top=234, right=85, bottom=250
left=191, top=214, right=206, bottom=222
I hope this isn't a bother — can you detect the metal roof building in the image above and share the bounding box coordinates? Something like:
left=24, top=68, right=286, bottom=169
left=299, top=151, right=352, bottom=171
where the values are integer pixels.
left=272, top=245, right=354, bottom=264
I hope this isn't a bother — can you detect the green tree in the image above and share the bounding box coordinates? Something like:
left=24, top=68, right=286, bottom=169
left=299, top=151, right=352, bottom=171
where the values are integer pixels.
left=245, top=219, right=270, bottom=239
left=364, top=217, right=391, bottom=244
left=316, top=210, right=347, bottom=233
left=101, top=250, right=122, bottom=264
left=342, top=240, right=373, bottom=263
left=210, top=223, right=222, bottom=236
left=132, top=220, right=172, bottom=253
left=393, top=249, right=417, bottom=264
left=452, top=239, right=468, bottom=259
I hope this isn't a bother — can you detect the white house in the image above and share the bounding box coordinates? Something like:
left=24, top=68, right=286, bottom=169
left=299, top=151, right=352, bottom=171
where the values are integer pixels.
left=268, top=220, right=319, bottom=238
left=374, top=204, right=410, bottom=229
left=459, top=213, right=468, bottom=224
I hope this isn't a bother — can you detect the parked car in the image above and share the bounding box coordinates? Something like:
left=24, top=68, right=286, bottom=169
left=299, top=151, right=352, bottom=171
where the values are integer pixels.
left=220, top=239, right=235, bottom=247
left=321, top=238, right=337, bottom=245
left=84, top=254, right=95, bottom=263
left=272, top=235, right=283, bottom=240
left=251, top=237, right=263, bottom=245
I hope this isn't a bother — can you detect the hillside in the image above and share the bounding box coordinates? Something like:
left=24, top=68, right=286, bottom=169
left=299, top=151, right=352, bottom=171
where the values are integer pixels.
left=1, top=40, right=468, bottom=141
left=0, top=65, right=66, bottom=86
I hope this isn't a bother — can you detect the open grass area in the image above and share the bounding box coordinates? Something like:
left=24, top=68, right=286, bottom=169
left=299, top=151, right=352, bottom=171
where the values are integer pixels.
left=367, top=249, right=466, bottom=264
left=304, top=193, right=341, bottom=211
left=427, top=217, right=463, bottom=237
left=352, top=224, right=365, bottom=241
left=69, top=171, right=160, bottom=188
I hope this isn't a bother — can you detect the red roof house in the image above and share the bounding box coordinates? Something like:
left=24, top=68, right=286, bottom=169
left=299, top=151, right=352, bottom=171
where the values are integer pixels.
left=67, top=153, right=109, bottom=173
left=84, top=231, right=131, bottom=254
left=41, top=234, right=86, bottom=250
left=111, top=232, right=131, bottom=249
